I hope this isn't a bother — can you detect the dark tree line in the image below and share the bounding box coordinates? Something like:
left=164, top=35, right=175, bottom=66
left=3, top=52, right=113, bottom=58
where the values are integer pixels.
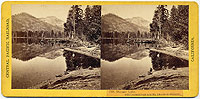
left=64, top=5, right=101, bottom=43
left=102, top=31, right=150, bottom=39
left=150, top=5, right=189, bottom=48
left=12, top=30, right=65, bottom=38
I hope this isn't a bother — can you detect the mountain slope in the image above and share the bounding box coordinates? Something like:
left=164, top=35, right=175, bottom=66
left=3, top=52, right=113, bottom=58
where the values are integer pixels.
left=102, top=13, right=148, bottom=33
left=12, top=12, right=63, bottom=32
left=126, top=17, right=150, bottom=29
left=39, top=16, right=64, bottom=29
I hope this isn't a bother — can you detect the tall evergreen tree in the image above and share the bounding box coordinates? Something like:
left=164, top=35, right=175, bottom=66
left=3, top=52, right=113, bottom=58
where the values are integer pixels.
left=169, top=5, right=179, bottom=41
left=83, top=5, right=92, bottom=40
left=177, top=5, right=189, bottom=45
left=64, top=5, right=84, bottom=39
left=150, top=10, right=159, bottom=39
left=150, top=5, right=169, bottom=40
left=64, top=8, right=74, bottom=38
left=169, top=5, right=188, bottom=48
left=84, top=5, right=101, bottom=43
left=74, top=5, right=84, bottom=39
left=90, top=5, right=101, bottom=43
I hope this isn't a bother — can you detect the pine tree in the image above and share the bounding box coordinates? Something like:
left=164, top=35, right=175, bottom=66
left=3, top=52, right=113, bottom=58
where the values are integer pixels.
left=169, top=5, right=189, bottom=48
left=177, top=5, right=189, bottom=46
left=137, top=30, right=141, bottom=38
left=83, top=5, right=92, bottom=40
left=64, top=8, right=74, bottom=38
left=169, top=5, right=179, bottom=41
left=150, top=10, right=159, bottom=39
left=90, top=5, right=101, bottom=43
left=64, top=5, right=84, bottom=39
left=84, top=5, right=101, bottom=43
left=150, top=5, right=169, bottom=40
left=84, top=5, right=92, bottom=25
left=74, top=5, right=84, bottom=39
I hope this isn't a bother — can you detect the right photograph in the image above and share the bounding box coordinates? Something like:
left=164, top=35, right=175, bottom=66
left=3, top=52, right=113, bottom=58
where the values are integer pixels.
left=101, top=5, right=189, bottom=90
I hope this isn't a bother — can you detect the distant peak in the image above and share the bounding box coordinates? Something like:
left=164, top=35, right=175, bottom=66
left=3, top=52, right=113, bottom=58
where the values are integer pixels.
left=18, top=12, right=31, bottom=16
left=103, top=13, right=118, bottom=17
left=127, top=17, right=144, bottom=20
left=41, top=16, right=64, bottom=22
left=102, top=13, right=124, bottom=20
left=46, top=16, right=57, bottom=18
left=12, top=12, right=36, bottom=18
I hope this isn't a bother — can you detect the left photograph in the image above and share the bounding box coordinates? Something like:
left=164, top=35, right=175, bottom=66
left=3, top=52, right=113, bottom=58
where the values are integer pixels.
left=11, top=4, right=101, bottom=89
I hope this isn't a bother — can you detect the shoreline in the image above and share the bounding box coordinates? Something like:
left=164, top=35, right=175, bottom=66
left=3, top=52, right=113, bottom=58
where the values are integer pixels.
left=114, top=46, right=189, bottom=90
left=116, top=67, right=189, bottom=90
left=151, top=46, right=188, bottom=61
left=29, top=45, right=188, bottom=90
left=30, top=68, right=101, bottom=89
left=29, top=45, right=101, bottom=89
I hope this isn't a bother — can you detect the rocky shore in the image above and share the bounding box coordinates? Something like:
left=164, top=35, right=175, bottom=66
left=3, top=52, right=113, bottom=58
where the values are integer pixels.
left=29, top=45, right=188, bottom=90
left=115, top=46, right=189, bottom=90
left=116, top=67, right=189, bottom=90
left=29, top=41, right=101, bottom=89
left=30, top=68, right=100, bottom=89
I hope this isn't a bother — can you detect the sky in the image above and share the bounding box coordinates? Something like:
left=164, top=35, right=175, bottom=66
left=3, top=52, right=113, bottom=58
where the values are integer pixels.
left=12, top=4, right=87, bottom=21
left=102, top=5, right=173, bottom=22
left=12, top=4, right=173, bottom=22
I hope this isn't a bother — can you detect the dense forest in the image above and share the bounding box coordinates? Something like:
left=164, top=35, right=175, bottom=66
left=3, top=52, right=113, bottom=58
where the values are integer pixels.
left=64, top=5, right=101, bottom=43
left=150, top=5, right=189, bottom=49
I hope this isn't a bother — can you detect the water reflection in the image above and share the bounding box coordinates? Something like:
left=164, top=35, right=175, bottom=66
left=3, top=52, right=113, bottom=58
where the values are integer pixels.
left=12, top=38, right=100, bottom=89
left=12, top=38, right=66, bottom=89
left=101, top=56, right=152, bottom=89
left=101, top=39, right=155, bottom=61
left=63, top=50, right=100, bottom=71
left=101, top=39, right=188, bottom=89
left=12, top=56, right=66, bottom=89
left=12, top=38, right=65, bottom=61
left=101, top=39, right=154, bottom=89
left=149, top=50, right=188, bottom=70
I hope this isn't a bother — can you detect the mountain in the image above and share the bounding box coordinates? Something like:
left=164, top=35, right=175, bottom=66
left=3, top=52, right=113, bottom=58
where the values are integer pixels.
left=102, top=13, right=149, bottom=33
left=12, top=12, right=63, bottom=32
left=39, top=16, right=64, bottom=29
left=126, top=17, right=150, bottom=29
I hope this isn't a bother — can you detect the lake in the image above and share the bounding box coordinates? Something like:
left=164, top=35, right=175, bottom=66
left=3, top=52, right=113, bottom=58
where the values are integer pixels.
left=12, top=39, right=66, bottom=89
left=12, top=55, right=66, bottom=89
left=12, top=38, right=100, bottom=89
left=12, top=38, right=188, bottom=89
left=101, top=39, right=188, bottom=89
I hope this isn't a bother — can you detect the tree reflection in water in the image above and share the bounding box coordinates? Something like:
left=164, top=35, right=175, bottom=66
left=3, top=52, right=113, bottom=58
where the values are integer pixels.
left=149, top=50, right=188, bottom=71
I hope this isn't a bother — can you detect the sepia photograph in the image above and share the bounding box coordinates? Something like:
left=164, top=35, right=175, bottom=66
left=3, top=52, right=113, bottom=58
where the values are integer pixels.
left=11, top=4, right=189, bottom=90
left=11, top=4, right=101, bottom=89
left=2, top=1, right=199, bottom=97
left=101, top=5, right=189, bottom=90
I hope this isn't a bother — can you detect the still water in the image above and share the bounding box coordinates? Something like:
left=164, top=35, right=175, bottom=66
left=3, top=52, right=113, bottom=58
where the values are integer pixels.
left=12, top=38, right=100, bottom=89
left=101, top=55, right=152, bottom=89
left=12, top=56, right=66, bottom=89
left=101, top=39, right=188, bottom=89
left=12, top=38, right=67, bottom=89
left=12, top=38, right=188, bottom=89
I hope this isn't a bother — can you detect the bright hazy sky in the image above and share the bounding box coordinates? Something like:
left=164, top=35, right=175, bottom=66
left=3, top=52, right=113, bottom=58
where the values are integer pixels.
left=102, top=5, right=173, bottom=22
left=12, top=4, right=173, bottom=22
left=12, top=4, right=87, bottom=21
